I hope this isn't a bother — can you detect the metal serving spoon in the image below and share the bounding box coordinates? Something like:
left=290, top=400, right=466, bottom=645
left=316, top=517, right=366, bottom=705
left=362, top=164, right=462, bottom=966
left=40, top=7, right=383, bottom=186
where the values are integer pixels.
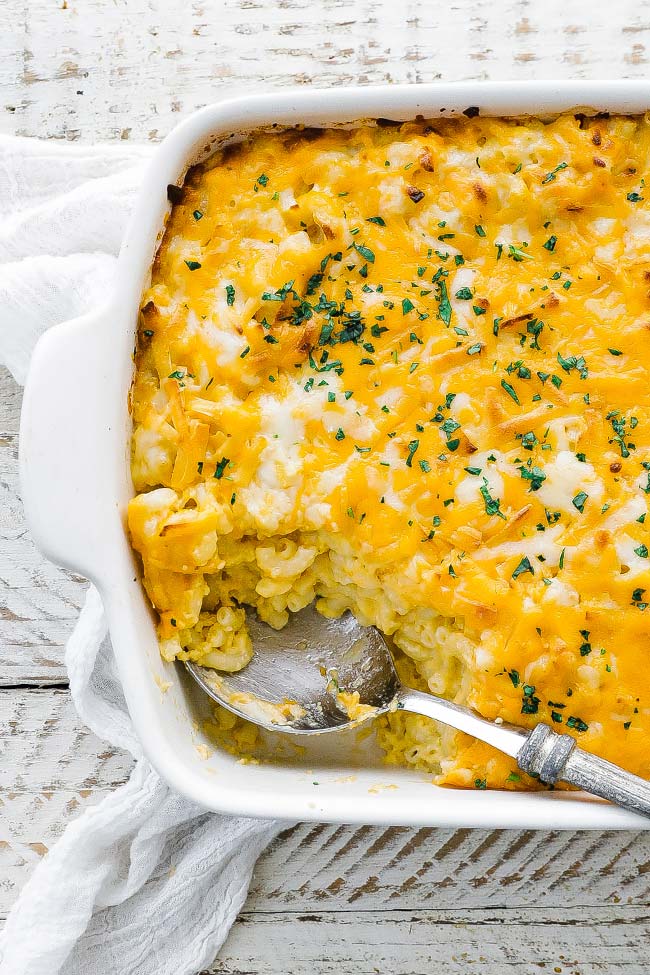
left=185, top=604, right=650, bottom=819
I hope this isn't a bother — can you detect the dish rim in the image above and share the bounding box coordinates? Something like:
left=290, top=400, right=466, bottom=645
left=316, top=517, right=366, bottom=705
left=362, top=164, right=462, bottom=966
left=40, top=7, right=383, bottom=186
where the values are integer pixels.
left=20, top=79, right=650, bottom=829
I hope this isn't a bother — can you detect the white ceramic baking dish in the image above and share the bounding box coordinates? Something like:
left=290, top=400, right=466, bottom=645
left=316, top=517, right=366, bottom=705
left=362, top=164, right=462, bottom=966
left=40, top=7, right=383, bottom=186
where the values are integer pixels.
left=20, top=81, right=650, bottom=829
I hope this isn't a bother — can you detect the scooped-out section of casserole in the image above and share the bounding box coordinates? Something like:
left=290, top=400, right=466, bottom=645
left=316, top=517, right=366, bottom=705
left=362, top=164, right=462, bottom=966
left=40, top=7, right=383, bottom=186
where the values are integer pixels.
left=128, top=113, right=650, bottom=789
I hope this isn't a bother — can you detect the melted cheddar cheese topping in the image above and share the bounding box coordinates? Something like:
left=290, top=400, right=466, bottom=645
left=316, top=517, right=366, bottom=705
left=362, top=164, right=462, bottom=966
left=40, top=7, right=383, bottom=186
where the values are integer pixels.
left=129, top=114, right=650, bottom=789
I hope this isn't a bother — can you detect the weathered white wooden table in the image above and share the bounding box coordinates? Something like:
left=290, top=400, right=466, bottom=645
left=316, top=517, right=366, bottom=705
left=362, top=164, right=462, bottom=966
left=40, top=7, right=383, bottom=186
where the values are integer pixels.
left=2, top=2, right=650, bottom=971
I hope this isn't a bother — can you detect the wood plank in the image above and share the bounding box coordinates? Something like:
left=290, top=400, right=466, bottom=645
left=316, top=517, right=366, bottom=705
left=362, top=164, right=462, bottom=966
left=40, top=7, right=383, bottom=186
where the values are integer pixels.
left=3, top=688, right=650, bottom=923
left=3, top=0, right=650, bottom=144
left=0, top=432, right=85, bottom=686
left=0, top=368, right=22, bottom=433
left=209, top=907, right=650, bottom=975
left=251, top=822, right=650, bottom=911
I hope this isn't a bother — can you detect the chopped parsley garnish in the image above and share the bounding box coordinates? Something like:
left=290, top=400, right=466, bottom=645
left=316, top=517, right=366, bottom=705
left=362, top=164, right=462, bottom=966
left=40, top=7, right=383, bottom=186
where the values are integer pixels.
left=455, top=287, right=473, bottom=300
left=480, top=478, right=506, bottom=520
left=406, top=439, right=420, bottom=467
left=607, top=411, right=631, bottom=458
left=521, top=683, right=540, bottom=714
left=435, top=278, right=452, bottom=326
left=507, top=244, right=533, bottom=262
left=518, top=465, right=546, bottom=491
left=512, top=556, right=534, bottom=580
left=566, top=716, right=589, bottom=732
left=366, top=216, right=386, bottom=225
left=557, top=351, right=588, bottom=378
left=402, top=298, right=414, bottom=315
left=354, top=242, right=375, bottom=263
left=543, top=235, right=557, bottom=252
left=475, top=224, right=487, bottom=237
left=542, top=161, right=568, bottom=184
left=501, top=379, right=520, bottom=404
left=225, top=284, right=235, bottom=306
left=184, top=260, right=201, bottom=271
left=572, top=491, right=588, bottom=513
left=193, top=209, right=203, bottom=221
left=214, top=457, right=230, bottom=479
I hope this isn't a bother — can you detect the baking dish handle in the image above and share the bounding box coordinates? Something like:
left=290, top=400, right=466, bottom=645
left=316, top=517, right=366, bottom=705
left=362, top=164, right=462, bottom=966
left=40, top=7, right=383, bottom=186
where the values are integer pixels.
left=19, top=304, right=125, bottom=582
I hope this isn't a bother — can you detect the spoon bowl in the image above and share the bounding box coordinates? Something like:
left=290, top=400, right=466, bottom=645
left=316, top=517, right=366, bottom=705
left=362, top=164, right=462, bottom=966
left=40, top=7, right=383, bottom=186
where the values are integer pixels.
left=185, top=605, right=399, bottom=733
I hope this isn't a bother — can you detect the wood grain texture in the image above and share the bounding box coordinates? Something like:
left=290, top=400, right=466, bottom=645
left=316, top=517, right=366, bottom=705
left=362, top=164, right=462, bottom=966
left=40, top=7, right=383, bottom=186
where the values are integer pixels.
left=3, top=683, right=650, bottom=971
left=4, top=1, right=650, bottom=970
left=0, top=419, right=86, bottom=687
left=3, top=0, right=650, bottom=144
left=210, top=908, right=650, bottom=975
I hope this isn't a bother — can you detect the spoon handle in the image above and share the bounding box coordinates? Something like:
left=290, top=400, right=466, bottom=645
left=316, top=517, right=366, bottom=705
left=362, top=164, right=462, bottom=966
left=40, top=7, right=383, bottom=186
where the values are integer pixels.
left=400, top=689, right=650, bottom=819
left=517, top=723, right=650, bottom=818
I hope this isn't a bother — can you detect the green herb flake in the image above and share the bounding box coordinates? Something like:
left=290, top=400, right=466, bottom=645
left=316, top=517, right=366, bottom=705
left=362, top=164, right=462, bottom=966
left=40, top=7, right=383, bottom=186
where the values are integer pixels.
left=214, top=457, right=230, bottom=479
left=572, top=491, right=588, bottom=513
left=406, top=439, right=420, bottom=467
left=354, top=243, right=375, bottom=263
left=184, top=259, right=201, bottom=271
left=543, top=235, right=557, bottom=252
left=225, top=284, right=235, bottom=306
left=507, top=244, right=533, bottom=262
left=480, top=478, right=506, bottom=520
left=512, top=556, right=534, bottom=580
left=436, top=279, right=452, bottom=326
left=566, top=715, right=589, bottom=733
left=501, top=379, right=520, bottom=404
left=521, top=682, right=540, bottom=714
left=542, top=161, right=568, bottom=185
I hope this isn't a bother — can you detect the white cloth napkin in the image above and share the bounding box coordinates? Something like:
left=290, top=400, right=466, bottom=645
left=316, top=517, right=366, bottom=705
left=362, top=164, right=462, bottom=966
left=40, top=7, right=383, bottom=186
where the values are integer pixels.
left=0, top=136, right=284, bottom=975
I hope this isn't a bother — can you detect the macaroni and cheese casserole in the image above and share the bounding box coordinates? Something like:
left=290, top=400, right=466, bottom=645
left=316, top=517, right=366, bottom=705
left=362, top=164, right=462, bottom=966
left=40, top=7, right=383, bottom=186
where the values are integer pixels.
left=129, top=113, right=650, bottom=789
